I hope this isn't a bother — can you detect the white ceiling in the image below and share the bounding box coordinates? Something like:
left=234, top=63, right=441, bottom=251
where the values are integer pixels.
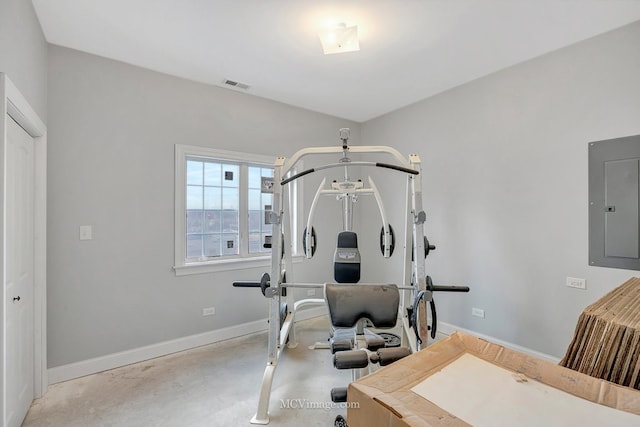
left=32, top=0, right=640, bottom=122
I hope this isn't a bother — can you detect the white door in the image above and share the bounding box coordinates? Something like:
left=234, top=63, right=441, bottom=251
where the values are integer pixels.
left=5, top=116, right=35, bottom=427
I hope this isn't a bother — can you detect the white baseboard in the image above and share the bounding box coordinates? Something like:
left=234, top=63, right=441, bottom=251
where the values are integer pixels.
left=438, top=321, right=561, bottom=364
left=48, top=306, right=327, bottom=385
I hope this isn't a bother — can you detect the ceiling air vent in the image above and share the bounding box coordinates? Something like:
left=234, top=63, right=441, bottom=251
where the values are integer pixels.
left=223, top=79, right=250, bottom=90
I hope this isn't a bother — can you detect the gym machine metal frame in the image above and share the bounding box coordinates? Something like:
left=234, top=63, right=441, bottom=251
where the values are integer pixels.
left=241, top=132, right=443, bottom=424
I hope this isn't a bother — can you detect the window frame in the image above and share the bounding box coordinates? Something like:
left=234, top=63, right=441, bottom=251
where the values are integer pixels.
left=174, top=144, right=278, bottom=276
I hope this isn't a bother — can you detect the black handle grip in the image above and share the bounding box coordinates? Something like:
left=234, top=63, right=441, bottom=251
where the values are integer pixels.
left=281, top=168, right=315, bottom=185
left=431, top=285, right=470, bottom=293
left=375, top=162, right=419, bottom=175
left=232, top=281, right=262, bottom=288
left=233, top=273, right=271, bottom=296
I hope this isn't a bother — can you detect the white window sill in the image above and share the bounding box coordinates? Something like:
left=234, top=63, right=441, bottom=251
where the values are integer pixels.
left=173, top=254, right=304, bottom=276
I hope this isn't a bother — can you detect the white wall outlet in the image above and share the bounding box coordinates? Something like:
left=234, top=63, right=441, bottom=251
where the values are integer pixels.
left=566, top=277, right=586, bottom=290
left=471, top=307, right=485, bottom=318
left=307, top=289, right=316, bottom=296
left=202, top=307, right=216, bottom=316
left=79, top=225, right=92, bottom=240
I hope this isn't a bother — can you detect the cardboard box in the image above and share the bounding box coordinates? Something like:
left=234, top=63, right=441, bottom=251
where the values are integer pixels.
left=561, top=277, right=640, bottom=388
left=347, top=332, right=640, bottom=426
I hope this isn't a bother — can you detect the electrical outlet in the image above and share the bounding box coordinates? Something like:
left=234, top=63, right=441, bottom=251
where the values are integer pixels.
left=79, top=225, right=92, bottom=240
left=471, top=308, right=485, bottom=318
left=202, top=307, right=215, bottom=316
left=307, top=289, right=316, bottom=296
left=566, top=277, right=586, bottom=290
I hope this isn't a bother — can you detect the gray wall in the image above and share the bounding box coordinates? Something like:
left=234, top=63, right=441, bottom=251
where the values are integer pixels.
left=0, top=0, right=48, bottom=122
left=47, top=45, right=359, bottom=367
left=361, top=21, right=640, bottom=358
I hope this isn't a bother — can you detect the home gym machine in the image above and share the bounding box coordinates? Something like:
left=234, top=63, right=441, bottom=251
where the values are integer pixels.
left=233, top=129, right=469, bottom=425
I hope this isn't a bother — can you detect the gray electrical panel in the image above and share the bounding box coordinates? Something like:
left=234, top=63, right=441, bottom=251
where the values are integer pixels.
left=589, top=135, right=640, bottom=270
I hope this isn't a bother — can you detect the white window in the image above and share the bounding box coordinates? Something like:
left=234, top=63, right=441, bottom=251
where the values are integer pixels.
left=174, top=145, right=278, bottom=275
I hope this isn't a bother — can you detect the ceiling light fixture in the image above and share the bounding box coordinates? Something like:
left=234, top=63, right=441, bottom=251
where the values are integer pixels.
left=318, top=23, right=360, bottom=55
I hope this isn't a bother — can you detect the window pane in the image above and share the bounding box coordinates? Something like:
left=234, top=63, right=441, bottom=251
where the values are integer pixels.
left=262, top=224, right=273, bottom=236
left=203, top=234, right=221, bottom=257
left=222, top=210, right=238, bottom=232
left=186, top=234, right=203, bottom=259
left=249, top=189, right=261, bottom=210
left=186, top=160, right=203, bottom=185
left=186, top=210, right=204, bottom=233
left=261, top=193, right=273, bottom=208
left=204, top=187, right=221, bottom=209
left=204, top=162, right=221, bottom=186
left=248, top=166, right=262, bottom=189
left=222, top=164, right=239, bottom=187
left=222, top=234, right=239, bottom=255
left=248, top=210, right=261, bottom=232
left=186, top=185, right=203, bottom=209
left=222, top=188, right=238, bottom=209
left=249, top=233, right=262, bottom=254
left=204, top=210, right=220, bottom=233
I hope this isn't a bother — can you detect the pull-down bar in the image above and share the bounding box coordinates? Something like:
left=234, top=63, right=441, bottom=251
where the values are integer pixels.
left=281, top=161, right=418, bottom=185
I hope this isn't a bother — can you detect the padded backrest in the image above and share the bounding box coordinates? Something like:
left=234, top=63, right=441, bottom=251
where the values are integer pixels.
left=334, top=231, right=361, bottom=283
left=325, top=283, right=399, bottom=328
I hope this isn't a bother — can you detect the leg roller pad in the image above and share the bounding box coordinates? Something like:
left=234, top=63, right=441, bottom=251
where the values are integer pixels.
left=371, top=347, right=412, bottom=366
left=364, top=336, right=386, bottom=351
left=330, top=387, right=348, bottom=403
left=331, top=340, right=353, bottom=353
left=334, top=350, right=369, bottom=369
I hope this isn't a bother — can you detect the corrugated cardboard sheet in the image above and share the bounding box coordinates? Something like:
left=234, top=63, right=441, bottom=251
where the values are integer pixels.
left=347, top=332, right=640, bottom=427
left=561, top=277, right=640, bottom=388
